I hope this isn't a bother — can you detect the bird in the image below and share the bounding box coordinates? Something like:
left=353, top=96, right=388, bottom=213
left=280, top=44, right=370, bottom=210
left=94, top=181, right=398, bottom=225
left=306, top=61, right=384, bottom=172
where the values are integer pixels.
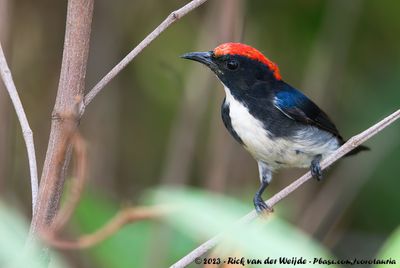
left=181, top=42, right=368, bottom=214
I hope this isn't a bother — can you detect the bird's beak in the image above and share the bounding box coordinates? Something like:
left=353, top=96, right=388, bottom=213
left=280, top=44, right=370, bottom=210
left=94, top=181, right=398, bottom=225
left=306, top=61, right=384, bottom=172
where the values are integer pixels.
left=181, top=51, right=217, bottom=70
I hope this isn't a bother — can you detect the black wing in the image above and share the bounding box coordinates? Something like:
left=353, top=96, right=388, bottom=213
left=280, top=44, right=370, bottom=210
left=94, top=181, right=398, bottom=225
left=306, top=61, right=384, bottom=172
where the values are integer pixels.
left=274, top=83, right=342, bottom=139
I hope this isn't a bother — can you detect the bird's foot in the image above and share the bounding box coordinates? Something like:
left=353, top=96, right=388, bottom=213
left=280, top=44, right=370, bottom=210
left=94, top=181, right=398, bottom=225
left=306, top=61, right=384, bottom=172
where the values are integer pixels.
left=253, top=195, right=273, bottom=215
left=311, top=155, right=323, bottom=181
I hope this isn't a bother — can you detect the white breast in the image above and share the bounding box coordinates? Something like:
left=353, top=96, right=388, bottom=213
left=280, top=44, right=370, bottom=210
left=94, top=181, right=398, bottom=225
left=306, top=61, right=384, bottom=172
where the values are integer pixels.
left=223, top=86, right=338, bottom=170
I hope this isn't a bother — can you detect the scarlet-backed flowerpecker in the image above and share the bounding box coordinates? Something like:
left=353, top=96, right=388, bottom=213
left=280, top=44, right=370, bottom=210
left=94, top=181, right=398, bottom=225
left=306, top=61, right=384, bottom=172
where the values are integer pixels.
left=182, top=43, right=368, bottom=213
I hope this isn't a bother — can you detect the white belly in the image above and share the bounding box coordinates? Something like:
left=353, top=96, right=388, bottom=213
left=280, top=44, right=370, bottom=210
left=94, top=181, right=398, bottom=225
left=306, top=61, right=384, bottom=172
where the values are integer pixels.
left=223, top=86, right=339, bottom=170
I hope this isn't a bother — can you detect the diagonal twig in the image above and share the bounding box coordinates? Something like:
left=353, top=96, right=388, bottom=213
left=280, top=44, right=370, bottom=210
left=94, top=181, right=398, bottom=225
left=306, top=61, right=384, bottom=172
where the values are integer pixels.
left=0, top=43, right=39, bottom=214
left=82, top=0, right=208, bottom=113
left=171, top=108, right=400, bottom=268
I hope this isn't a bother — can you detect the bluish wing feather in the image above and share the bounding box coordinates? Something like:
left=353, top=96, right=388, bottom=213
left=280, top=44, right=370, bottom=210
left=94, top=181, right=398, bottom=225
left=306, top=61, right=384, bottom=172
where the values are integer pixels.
left=274, top=85, right=342, bottom=138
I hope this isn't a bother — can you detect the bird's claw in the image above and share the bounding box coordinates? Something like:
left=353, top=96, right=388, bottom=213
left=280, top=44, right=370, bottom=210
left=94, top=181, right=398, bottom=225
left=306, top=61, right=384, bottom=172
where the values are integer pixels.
left=254, top=195, right=273, bottom=215
left=311, top=156, right=323, bottom=181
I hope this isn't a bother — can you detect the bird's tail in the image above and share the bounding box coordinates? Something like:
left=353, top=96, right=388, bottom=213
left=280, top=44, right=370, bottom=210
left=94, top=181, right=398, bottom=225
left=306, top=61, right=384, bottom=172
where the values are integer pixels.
left=343, top=143, right=370, bottom=157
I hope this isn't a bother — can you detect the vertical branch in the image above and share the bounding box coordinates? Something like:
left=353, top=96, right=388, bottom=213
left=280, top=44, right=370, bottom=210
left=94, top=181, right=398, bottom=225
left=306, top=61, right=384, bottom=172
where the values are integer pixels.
left=0, top=0, right=11, bottom=194
left=30, top=0, right=94, bottom=234
left=0, top=44, right=39, bottom=214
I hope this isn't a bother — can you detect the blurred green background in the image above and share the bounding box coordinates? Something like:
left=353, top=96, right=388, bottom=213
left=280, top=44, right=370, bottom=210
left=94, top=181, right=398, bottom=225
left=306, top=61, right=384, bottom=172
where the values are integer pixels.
left=0, top=0, right=399, bottom=267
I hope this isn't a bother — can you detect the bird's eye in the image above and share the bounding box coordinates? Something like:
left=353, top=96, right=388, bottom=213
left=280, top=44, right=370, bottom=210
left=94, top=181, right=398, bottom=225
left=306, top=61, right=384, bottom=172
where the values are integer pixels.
left=226, top=60, right=239, bottom=70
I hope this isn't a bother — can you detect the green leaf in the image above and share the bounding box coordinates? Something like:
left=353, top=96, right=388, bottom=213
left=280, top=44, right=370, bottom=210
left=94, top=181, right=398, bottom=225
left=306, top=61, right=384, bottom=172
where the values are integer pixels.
left=148, top=187, right=340, bottom=268
left=73, top=192, right=153, bottom=268
left=0, top=202, right=67, bottom=268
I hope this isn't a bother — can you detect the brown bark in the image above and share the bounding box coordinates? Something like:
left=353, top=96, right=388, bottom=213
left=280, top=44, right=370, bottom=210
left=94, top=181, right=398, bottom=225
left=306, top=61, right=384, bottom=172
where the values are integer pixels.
left=30, top=0, right=94, bottom=234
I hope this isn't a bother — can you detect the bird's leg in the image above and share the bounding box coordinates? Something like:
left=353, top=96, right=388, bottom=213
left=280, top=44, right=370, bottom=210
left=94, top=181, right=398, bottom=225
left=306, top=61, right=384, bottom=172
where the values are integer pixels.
left=253, top=161, right=273, bottom=214
left=311, top=154, right=323, bottom=181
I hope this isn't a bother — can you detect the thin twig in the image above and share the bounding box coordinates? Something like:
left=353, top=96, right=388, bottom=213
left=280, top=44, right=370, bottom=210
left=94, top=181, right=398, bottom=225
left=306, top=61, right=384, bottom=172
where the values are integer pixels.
left=43, top=205, right=171, bottom=249
left=171, top=108, right=400, bottom=268
left=82, top=0, right=208, bottom=112
left=0, top=43, right=39, bottom=214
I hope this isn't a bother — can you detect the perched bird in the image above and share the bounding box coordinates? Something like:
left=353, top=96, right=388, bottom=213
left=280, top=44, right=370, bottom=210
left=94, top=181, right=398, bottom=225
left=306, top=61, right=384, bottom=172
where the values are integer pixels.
left=181, top=43, right=368, bottom=213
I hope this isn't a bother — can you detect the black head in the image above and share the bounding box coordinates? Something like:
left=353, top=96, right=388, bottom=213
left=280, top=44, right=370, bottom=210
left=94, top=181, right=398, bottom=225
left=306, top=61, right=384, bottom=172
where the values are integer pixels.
left=181, top=43, right=282, bottom=92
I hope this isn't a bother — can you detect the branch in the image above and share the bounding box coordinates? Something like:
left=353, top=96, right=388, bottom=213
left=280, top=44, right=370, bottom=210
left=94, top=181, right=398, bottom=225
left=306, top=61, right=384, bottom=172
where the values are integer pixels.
left=82, top=0, right=208, bottom=112
left=50, top=130, right=87, bottom=233
left=30, top=0, right=93, bottom=236
left=171, top=108, right=400, bottom=268
left=43, top=205, right=171, bottom=249
left=0, top=43, right=39, bottom=214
